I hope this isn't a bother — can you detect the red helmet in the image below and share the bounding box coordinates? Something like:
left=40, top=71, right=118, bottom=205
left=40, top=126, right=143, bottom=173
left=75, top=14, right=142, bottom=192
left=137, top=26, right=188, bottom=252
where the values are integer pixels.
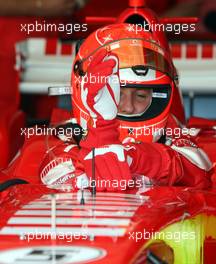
left=71, top=23, right=176, bottom=143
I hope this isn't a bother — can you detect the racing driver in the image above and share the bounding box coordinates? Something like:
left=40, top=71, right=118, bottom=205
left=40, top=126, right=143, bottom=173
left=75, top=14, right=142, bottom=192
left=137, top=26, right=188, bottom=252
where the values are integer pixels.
left=2, top=23, right=213, bottom=191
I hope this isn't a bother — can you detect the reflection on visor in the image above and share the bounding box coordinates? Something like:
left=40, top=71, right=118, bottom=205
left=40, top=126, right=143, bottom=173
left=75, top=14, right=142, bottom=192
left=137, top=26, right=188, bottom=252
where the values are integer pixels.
left=79, top=38, right=174, bottom=79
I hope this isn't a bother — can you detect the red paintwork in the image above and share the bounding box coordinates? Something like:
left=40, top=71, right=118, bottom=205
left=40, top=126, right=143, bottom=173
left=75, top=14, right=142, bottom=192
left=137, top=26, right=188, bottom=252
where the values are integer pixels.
left=0, top=185, right=215, bottom=263
left=0, top=16, right=65, bottom=168
left=0, top=105, right=25, bottom=169
left=188, top=117, right=216, bottom=184
left=1, top=1, right=216, bottom=261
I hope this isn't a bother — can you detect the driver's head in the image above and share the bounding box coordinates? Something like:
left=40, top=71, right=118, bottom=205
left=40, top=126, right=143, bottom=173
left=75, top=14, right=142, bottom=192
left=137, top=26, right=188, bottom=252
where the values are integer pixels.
left=72, top=23, right=176, bottom=143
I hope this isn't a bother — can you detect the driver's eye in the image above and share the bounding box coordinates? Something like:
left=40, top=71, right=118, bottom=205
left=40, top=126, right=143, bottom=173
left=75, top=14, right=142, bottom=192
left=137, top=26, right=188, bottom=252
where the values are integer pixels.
left=136, top=93, right=147, bottom=98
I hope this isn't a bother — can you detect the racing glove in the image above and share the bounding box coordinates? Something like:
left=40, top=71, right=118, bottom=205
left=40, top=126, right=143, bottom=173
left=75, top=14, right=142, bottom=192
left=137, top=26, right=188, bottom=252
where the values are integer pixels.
left=78, top=144, right=134, bottom=191
left=39, top=142, right=89, bottom=190
left=80, top=48, right=120, bottom=127
left=78, top=49, right=133, bottom=190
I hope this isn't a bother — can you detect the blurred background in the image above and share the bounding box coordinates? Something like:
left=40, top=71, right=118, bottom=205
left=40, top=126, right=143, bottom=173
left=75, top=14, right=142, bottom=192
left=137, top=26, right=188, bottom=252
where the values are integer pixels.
left=0, top=0, right=216, bottom=168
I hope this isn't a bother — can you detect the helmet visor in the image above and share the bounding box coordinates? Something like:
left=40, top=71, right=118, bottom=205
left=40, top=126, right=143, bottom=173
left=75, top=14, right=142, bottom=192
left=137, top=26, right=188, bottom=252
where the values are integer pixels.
left=79, top=38, right=174, bottom=79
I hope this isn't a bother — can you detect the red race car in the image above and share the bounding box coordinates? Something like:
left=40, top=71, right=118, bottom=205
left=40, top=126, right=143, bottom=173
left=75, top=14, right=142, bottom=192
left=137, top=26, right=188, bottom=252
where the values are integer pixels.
left=0, top=1, right=216, bottom=263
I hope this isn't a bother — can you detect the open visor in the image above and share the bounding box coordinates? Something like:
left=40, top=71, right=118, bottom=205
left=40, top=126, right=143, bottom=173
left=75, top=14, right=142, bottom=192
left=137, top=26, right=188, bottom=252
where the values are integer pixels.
left=77, top=38, right=175, bottom=80
left=117, top=84, right=172, bottom=122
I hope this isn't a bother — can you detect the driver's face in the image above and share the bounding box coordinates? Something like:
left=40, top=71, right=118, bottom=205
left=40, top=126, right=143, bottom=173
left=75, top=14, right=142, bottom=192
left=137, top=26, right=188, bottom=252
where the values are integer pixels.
left=118, top=88, right=152, bottom=115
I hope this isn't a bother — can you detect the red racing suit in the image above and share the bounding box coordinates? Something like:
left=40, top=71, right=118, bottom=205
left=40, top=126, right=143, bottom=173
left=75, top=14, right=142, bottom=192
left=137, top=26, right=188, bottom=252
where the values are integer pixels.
left=1, top=109, right=213, bottom=191
left=1, top=49, right=213, bottom=191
